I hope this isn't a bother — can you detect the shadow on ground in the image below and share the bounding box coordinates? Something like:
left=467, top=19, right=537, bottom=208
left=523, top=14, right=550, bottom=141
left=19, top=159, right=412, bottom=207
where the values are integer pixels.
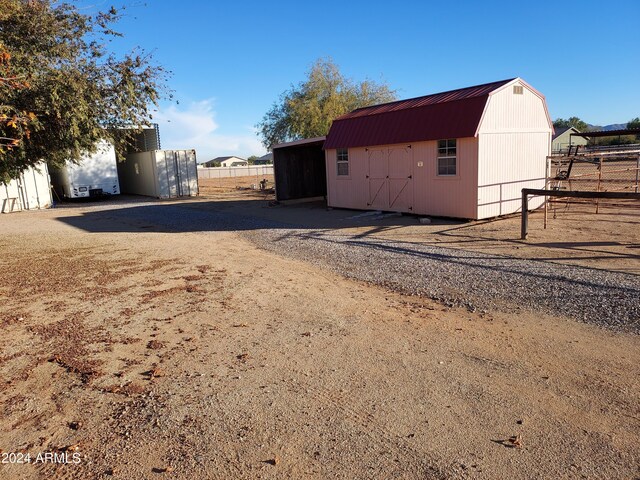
left=54, top=196, right=462, bottom=233
left=53, top=194, right=640, bottom=275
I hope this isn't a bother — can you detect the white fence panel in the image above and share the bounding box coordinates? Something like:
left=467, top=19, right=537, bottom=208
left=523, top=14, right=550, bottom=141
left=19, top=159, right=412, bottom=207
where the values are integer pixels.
left=197, top=165, right=273, bottom=179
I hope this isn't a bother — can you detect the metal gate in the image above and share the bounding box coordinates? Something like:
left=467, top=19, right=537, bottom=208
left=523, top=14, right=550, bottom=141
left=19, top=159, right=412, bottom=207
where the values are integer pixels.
left=367, top=146, right=413, bottom=212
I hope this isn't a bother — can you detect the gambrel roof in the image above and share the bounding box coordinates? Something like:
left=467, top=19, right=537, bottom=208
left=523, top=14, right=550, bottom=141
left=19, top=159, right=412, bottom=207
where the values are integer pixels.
left=324, top=78, right=530, bottom=149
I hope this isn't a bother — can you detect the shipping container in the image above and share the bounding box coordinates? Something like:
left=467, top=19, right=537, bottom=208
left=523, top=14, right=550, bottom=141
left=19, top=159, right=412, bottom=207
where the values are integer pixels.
left=1, top=162, right=52, bottom=213
left=117, top=150, right=198, bottom=198
left=49, top=140, right=120, bottom=199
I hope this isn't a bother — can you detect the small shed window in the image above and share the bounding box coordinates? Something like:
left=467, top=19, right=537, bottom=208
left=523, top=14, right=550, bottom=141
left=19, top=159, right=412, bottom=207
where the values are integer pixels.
left=513, top=85, right=523, bottom=95
left=337, top=148, right=349, bottom=176
left=437, top=139, right=457, bottom=176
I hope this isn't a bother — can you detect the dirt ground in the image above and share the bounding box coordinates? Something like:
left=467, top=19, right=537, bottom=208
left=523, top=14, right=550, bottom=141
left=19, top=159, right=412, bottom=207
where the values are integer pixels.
left=198, top=175, right=274, bottom=194
left=0, top=187, right=638, bottom=479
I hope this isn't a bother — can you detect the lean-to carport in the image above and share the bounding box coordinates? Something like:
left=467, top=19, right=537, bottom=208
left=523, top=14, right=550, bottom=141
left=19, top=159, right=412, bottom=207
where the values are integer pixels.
left=272, top=137, right=326, bottom=201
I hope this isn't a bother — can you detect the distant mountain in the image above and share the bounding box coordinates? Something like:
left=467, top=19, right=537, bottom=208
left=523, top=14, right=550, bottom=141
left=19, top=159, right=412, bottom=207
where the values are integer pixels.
left=602, top=123, right=627, bottom=131
left=586, top=123, right=627, bottom=132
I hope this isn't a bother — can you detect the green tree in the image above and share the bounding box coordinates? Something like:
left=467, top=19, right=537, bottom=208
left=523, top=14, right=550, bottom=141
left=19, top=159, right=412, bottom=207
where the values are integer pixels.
left=247, top=155, right=259, bottom=165
left=0, top=0, right=170, bottom=181
left=553, top=117, right=590, bottom=132
left=257, top=58, right=396, bottom=149
left=629, top=117, right=640, bottom=141
left=0, top=46, right=37, bottom=160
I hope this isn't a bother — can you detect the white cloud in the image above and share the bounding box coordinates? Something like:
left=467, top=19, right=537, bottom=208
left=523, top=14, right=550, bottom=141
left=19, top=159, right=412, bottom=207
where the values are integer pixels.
left=152, top=99, right=265, bottom=161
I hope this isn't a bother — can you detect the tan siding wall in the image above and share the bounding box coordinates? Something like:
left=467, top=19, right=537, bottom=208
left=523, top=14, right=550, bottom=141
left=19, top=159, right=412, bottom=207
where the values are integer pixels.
left=326, top=148, right=369, bottom=209
left=326, top=137, right=478, bottom=218
left=325, top=149, right=334, bottom=203
left=412, top=137, right=478, bottom=218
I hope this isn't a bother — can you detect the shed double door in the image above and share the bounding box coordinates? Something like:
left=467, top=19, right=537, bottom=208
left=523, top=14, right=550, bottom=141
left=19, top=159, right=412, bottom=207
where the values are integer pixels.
left=366, top=146, right=413, bottom=212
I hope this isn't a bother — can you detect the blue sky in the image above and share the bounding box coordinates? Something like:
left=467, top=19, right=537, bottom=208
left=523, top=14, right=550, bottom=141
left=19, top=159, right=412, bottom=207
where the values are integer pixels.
left=102, top=0, right=639, bottom=160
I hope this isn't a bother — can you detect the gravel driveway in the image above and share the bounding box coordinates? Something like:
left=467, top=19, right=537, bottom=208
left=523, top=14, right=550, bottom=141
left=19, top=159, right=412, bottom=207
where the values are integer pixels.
left=244, top=228, right=640, bottom=333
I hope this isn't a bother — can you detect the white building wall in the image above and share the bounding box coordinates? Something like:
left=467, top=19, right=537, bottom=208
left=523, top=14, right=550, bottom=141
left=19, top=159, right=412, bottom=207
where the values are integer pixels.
left=476, top=80, right=552, bottom=219
left=220, top=157, right=247, bottom=167
left=1, top=163, right=52, bottom=212
left=477, top=133, right=549, bottom=218
left=478, top=79, right=551, bottom=133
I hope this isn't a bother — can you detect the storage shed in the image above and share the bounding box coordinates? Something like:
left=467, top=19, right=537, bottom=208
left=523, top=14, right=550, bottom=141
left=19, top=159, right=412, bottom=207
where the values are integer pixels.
left=1, top=163, right=52, bottom=213
left=273, top=137, right=326, bottom=201
left=117, top=150, right=199, bottom=198
left=323, top=78, right=553, bottom=219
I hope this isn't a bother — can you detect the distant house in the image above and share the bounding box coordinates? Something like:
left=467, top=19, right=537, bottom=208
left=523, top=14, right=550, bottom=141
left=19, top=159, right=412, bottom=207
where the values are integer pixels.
left=552, top=127, right=589, bottom=153
left=201, top=156, right=248, bottom=167
left=253, top=153, right=273, bottom=165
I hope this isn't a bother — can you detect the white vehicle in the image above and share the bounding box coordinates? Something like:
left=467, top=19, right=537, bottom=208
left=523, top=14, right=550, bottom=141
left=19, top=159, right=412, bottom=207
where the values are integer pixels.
left=49, top=141, right=120, bottom=199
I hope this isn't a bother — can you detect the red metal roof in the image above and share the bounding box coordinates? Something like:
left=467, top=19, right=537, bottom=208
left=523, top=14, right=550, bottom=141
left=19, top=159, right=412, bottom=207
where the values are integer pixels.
left=324, top=78, right=515, bottom=149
